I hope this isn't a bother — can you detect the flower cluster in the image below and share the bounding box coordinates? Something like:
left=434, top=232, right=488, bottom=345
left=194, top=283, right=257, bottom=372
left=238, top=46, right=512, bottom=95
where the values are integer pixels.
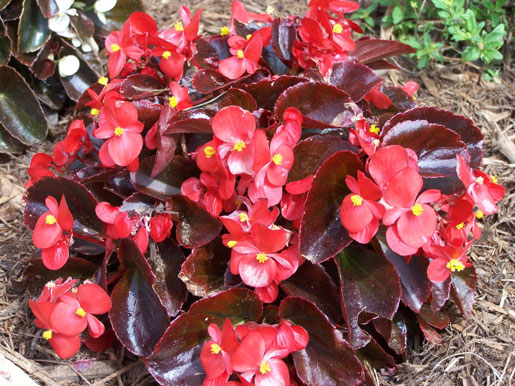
left=339, top=144, right=505, bottom=282
left=200, top=319, right=308, bottom=386
left=29, top=278, right=112, bottom=358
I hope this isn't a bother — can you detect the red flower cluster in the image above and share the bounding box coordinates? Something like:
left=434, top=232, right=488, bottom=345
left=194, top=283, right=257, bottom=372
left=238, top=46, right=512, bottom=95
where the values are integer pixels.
left=339, top=144, right=505, bottom=283
left=29, top=278, right=112, bottom=358
left=32, top=195, right=74, bottom=270
left=200, top=318, right=308, bottom=386
left=182, top=106, right=304, bottom=303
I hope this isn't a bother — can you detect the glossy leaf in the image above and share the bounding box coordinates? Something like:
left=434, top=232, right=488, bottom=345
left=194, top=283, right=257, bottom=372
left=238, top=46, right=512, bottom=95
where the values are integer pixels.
left=351, top=38, right=416, bottom=65
left=419, top=303, right=450, bottom=329
left=164, top=108, right=213, bottom=135
left=275, top=82, right=354, bottom=128
left=372, top=315, right=407, bottom=355
left=329, top=60, right=381, bottom=101
left=179, top=237, right=231, bottom=298
left=149, top=239, right=188, bottom=317
left=382, top=107, right=483, bottom=193
left=280, top=261, right=343, bottom=323
left=0, top=65, right=47, bottom=145
left=36, top=0, right=58, bottom=17
left=144, top=289, right=262, bottom=386
left=272, top=18, right=296, bottom=61
left=110, top=239, right=170, bottom=357
left=204, top=88, right=257, bottom=112
left=30, top=38, right=59, bottom=80
left=451, top=266, right=477, bottom=320
left=375, top=235, right=432, bottom=313
left=336, top=244, right=401, bottom=349
left=279, top=297, right=365, bottom=386
left=18, top=0, right=50, bottom=53
left=417, top=316, right=442, bottom=344
left=131, top=156, right=199, bottom=201
left=299, top=151, right=362, bottom=263
left=378, top=85, right=416, bottom=112
left=0, top=19, right=11, bottom=65
left=430, top=278, right=451, bottom=313
left=25, top=177, right=104, bottom=236
left=245, top=75, right=307, bottom=111
left=288, top=135, right=357, bottom=183
left=381, top=121, right=467, bottom=194
left=120, top=74, right=164, bottom=100
left=167, top=195, right=222, bottom=249
left=0, top=123, right=25, bottom=154
left=192, top=69, right=228, bottom=94
left=356, top=336, right=397, bottom=373
left=194, top=35, right=231, bottom=69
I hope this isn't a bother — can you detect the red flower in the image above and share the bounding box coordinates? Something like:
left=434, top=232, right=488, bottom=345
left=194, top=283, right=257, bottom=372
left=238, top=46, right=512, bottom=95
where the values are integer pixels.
left=340, top=170, right=384, bottom=244
left=200, top=319, right=239, bottom=384
left=37, top=277, right=78, bottom=303
left=212, top=106, right=256, bottom=175
left=281, top=176, right=314, bottom=222
left=29, top=300, right=81, bottom=359
left=50, top=283, right=112, bottom=339
left=364, top=84, right=392, bottom=110
left=457, top=155, right=505, bottom=215
left=231, top=331, right=290, bottom=386
left=169, top=81, right=192, bottom=110
left=105, top=21, right=144, bottom=78
left=25, top=153, right=56, bottom=188
left=218, top=34, right=263, bottom=80
left=426, top=242, right=473, bottom=283
left=33, top=195, right=73, bottom=250
left=150, top=214, right=173, bottom=242
left=158, top=6, right=202, bottom=55
left=95, top=100, right=144, bottom=169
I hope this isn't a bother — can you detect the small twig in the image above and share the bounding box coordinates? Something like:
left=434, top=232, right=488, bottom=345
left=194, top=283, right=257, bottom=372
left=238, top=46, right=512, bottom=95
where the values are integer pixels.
left=90, top=361, right=141, bottom=386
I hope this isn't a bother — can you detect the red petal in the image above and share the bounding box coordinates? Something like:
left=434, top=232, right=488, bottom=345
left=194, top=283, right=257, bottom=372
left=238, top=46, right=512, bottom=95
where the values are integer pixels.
left=238, top=254, right=276, bottom=288
left=49, top=333, right=81, bottom=359
left=340, top=195, right=373, bottom=233
left=107, top=132, right=143, bottom=167
left=51, top=302, right=88, bottom=336
left=252, top=224, right=289, bottom=254
left=221, top=319, right=240, bottom=355
left=397, top=205, right=437, bottom=248
left=77, top=283, right=112, bottom=315
left=228, top=144, right=254, bottom=175
left=218, top=56, right=246, bottom=80
left=255, top=358, right=289, bottom=386
left=384, top=167, right=422, bottom=208
left=348, top=217, right=379, bottom=244
left=200, top=340, right=227, bottom=379
left=254, top=282, right=279, bottom=303
left=29, top=300, right=55, bottom=328
left=84, top=329, right=115, bottom=352
left=133, top=226, right=149, bottom=254
left=86, top=314, right=105, bottom=338
left=231, top=332, right=265, bottom=372
left=45, top=196, right=59, bottom=215
left=386, top=225, right=419, bottom=256
left=244, top=33, right=263, bottom=63
left=427, top=258, right=451, bottom=283
left=95, top=202, right=119, bottom=224
left=57, top=195, right=74, bottom=231
left=368, top=145, right=410, bottom=187
left=108, top=50, right=126, bottom=78
left=41, top=241, right=69, bottom=270
left=33, top=213, right=62, bottom=249
left=212, top=106, right=255, bottom=144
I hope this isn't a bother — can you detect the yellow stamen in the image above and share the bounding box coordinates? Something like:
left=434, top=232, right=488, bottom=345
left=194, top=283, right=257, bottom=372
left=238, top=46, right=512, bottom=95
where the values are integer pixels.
left=75, top=307, right=86, bottom=317
left=239, top=213, right=249, bottom=222
left=369, top=124, right=380, bottom=134
left=233, top=141, right=246, bottom=152
left=259, top=361, right=271, bottom=374
left=413, top=96, right=417, bottom=100
left=489, top=175, right=497, bottom=184
left=237, top=49, right=244, bottom=59
left=227, top=240, right=237, bottom=248
left=475, top=176, right=484, bottom=185
left=210, top=343, right=222, bottom=354
left=220, top=26, right=230, bottom=36
left=456, top=222, right=465, bottom=230
left=175, top=21, right=184, bottom=31
left=203, top=146, right=216, bottom=158
left=45, top=282, right=56, bottom=288
left=71, top=287, right=78, bottom=294
left=272, top=154, right=283, bottom=165
left=114, top=127, right=124, bottom=136
left=446, top=259, right=465, bottom=272
left=333, top=23, right=343, bottom=34
left=42, top=330, right=52, bottom=340
left=90, top=108, right=99, bottom=116
left=169, top=96, right=178, bottom=108
left=256, top=253, right=268, bottom=263
left=45, top=214, right=57, bottom=225
left=162, top=51, right=171, bottom=59
left=475, top=210, right=484, bottom=219
left=246, top=34, right=252, bottom=40
left=350, top=194, right=363, bottom=206
left=266, top=5, right=275, bottom=15
left=411, top=203, right=423, bottom=216
left=98, top=76, right=108, bottom=86
left=110, top=43, right=120, bottom=52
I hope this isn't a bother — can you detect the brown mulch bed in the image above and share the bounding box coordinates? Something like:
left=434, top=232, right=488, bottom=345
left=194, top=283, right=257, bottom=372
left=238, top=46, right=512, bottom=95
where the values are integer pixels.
left=0, top=0, right=513, bottom=384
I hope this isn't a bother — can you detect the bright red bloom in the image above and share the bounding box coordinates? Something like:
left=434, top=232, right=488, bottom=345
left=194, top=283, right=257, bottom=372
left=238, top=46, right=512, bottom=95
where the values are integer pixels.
left=25, top=153, right=56, bottom=188
left=95, top=100, right=144, bottom=169
left=149, top=214, right=173, bottom=242
left=200, top=319, right=239, bottom=384
left=218, top=34, right=263, bottom=80
left=50, top=283, right=112, bottom=339
left=29, top=300, right=81, bottom=359
left=105, top=20, right=145, bottom=78
left=367, top=145, right=418, bottom=189
left=212, top=106, right=256, bottom=175
left=169, top=81, right=192, bottom=110
left=364, top=84, right=392, bottom=110
left=401, top=81, right=419, bottom=97
left=340, top=170, right=384, bottom=244
left=426, top=242, right=473, bottom=283
left=158, top=6, right=202, bottom=55
left=33, top=195, right=73, bottom=250
left=281, top=175, right=314, bottom=222
left=231, top=331, right=290, bottom=386
left=457, top=155, right=505, bottom=215
left=37, top=277, right=78, bottom=303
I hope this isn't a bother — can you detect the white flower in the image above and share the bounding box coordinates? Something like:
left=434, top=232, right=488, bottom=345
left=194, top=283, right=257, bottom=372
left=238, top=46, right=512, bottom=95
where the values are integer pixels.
left=94, top=0, right=117, bottom=24
left=48, top=0, right=78, bottom=34
left=58, top=55, right=80, bottom=77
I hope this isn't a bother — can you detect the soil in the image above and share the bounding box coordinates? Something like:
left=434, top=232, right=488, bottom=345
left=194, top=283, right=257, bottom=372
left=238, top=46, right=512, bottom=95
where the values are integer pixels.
left=0, top=0, right=513, bottom=385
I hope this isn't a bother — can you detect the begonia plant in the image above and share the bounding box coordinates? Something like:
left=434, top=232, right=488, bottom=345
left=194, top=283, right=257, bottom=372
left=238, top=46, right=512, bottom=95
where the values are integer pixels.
left=22, top=1, right=505, bottom=385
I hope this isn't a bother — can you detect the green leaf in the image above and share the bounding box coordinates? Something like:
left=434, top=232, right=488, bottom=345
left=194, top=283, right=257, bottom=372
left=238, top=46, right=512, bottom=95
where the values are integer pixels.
left=462, top=45, right=480, bottom=61
left=392, top=6, right=404, bottom=24
left=0, top=66, right=47, bottom=145
left=18, top=0, right=51, bottom=53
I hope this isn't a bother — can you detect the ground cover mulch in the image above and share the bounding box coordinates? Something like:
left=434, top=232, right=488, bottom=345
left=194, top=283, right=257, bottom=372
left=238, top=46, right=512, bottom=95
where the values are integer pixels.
left=0, top=0, right=513, bottom=384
